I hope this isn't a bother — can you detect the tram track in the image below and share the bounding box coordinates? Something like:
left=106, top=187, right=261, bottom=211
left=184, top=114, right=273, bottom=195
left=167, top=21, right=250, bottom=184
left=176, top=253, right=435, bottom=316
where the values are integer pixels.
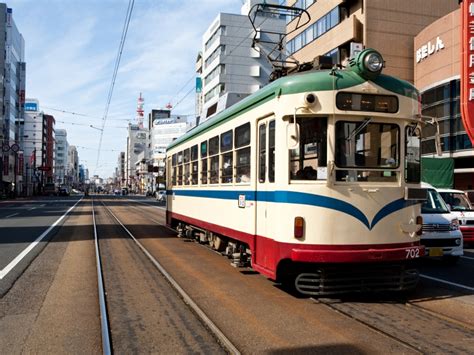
left=124, top=197, right=474, bottom=354
left=91, top=196, right=238, bottom=354
left=312, top=295, right=474, bottom=353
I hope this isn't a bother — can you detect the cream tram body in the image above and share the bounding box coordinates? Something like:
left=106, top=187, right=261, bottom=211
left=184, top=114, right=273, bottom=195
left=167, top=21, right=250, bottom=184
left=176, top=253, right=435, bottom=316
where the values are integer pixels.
left=166, top=49, right=424, bottom=294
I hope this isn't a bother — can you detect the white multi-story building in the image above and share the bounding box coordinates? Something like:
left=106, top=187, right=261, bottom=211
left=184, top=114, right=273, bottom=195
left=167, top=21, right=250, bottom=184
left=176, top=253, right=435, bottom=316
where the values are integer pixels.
left=55, top=129, right=68, bottom=185
left=148, top=109, right=188, bottom=189
left=197, top=0, right=285, bottom=122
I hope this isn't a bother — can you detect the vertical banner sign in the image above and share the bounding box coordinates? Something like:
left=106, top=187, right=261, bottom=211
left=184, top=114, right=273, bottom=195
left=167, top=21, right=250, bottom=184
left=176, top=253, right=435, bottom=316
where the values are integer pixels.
left=461, top=0, right=474, bottom=145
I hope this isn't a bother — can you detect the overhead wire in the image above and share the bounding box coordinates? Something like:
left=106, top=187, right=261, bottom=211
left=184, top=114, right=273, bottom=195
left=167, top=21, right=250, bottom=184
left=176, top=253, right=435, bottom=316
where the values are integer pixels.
left=94, top=0, right=135, bottom=175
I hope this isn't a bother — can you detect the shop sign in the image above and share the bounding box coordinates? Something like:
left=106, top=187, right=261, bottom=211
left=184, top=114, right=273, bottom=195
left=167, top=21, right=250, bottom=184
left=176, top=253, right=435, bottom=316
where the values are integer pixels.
left=416, top=37, right=444, bottom=63
left=460, top=0, right=474, bottom=144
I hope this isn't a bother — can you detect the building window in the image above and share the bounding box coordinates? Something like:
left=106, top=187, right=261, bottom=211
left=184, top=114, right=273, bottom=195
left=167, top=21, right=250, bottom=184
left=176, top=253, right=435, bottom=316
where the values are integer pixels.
left=287, top=6, right=340, bottom=55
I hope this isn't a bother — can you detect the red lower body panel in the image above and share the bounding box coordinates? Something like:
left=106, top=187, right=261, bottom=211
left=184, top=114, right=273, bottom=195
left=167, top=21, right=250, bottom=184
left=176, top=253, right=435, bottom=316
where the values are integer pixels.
left=168, top=212, right=424, bottom=280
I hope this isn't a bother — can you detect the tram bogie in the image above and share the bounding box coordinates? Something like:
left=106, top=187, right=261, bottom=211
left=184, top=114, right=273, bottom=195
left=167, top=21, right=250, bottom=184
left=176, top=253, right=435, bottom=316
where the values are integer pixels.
left=165, top=49, right=426, bottom=295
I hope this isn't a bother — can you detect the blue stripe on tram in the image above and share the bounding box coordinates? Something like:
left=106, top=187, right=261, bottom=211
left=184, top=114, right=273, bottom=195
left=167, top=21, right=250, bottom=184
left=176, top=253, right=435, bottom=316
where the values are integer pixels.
left=168, top=189, right=418, bottom=230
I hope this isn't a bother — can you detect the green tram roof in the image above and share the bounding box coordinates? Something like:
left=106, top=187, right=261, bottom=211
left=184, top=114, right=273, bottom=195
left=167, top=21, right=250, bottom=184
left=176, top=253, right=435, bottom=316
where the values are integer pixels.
left=168, top=68, right=418, bottom=151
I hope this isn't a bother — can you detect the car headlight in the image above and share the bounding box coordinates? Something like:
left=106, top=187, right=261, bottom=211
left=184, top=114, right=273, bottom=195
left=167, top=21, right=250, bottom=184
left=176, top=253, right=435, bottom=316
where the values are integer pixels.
left=450, top=218, right=460, bottom=231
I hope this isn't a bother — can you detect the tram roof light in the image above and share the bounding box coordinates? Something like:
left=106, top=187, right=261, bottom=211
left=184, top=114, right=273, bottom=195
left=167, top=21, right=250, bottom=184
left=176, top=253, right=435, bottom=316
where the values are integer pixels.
left=348, top=48, right=384, bottom=80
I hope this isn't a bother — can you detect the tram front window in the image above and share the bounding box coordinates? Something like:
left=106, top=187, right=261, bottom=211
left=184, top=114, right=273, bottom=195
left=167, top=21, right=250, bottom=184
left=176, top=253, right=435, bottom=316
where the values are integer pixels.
left=335, top=121, right=399, bottom=182
left=289, top=117, right=327, bottom=181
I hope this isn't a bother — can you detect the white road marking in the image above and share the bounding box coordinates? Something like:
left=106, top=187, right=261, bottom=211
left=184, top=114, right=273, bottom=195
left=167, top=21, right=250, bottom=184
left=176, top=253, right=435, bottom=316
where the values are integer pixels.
left=461, top=255, right=474, bottom=261
left=0, top=198, right=83, bottom=280
left=4, top=213, right=19, bottom=218
left=420, top=274, right=474, bottom=292
left=28, top=207, right=36, bottom=211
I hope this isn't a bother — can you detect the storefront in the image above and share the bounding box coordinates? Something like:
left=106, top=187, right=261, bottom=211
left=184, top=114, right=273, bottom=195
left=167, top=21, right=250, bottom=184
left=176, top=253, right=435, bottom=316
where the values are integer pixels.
left=415, top=8, right=474, bottom=190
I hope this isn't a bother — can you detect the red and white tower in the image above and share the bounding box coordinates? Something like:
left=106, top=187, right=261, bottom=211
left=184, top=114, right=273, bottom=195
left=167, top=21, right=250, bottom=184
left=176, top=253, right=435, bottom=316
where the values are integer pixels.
left=136, top=92, right=144, bottom=128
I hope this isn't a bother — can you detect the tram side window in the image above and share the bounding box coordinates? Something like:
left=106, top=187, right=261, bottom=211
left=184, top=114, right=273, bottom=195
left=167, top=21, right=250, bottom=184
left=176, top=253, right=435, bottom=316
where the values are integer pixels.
left=191, top=144, right=198, bottom=185
left=172, top=153, right=177, bottom=186
left=177, top=151, right=183, bottom=185
left=290, top=117, right=327, bottom=181
left=235, top=123, right=251, bottom=183
left=221, top=130, right=233, bottom=183
left=201, top=141, right=208, bottom=184
left=259, top=123, right=266, bottom=183
left=405, top=125, right=421, bottom=183
left=269, top=120, right=275, bottom=183
left=183, top=148, right=190, bottom=185
left=209, top=136, right=219, bottom=184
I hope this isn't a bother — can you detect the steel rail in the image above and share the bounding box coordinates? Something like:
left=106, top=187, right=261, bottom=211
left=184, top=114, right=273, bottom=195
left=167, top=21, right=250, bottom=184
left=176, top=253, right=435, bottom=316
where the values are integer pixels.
left=92, top=198, right=112, bottom=355
left=100, top=199, right=240, bottom=355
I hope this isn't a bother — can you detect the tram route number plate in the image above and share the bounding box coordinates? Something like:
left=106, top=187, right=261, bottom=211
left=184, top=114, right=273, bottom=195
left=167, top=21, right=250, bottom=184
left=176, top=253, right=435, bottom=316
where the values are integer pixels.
left=429, top=248, right=443, bottom=257
left=405, top=247, right=420, bottom=259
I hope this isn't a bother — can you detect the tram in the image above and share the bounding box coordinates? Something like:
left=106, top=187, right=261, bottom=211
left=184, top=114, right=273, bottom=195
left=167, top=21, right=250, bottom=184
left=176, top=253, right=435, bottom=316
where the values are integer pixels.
left=165, top=49, right=425, bottom=295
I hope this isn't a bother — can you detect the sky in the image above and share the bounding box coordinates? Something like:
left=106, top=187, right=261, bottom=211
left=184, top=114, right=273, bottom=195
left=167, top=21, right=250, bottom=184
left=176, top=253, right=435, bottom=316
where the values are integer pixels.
left=7, top=0, right=243, bottom=178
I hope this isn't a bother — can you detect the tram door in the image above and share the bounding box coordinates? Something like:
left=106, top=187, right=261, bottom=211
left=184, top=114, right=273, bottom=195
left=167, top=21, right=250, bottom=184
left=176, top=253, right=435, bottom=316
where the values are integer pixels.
left=255, top=117, right=276, bottom=269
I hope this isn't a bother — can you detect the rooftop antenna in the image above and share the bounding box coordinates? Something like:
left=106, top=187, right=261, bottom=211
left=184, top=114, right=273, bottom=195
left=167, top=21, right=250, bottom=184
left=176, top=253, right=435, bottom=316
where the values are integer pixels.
left=248, top=3, right=311, bottom=81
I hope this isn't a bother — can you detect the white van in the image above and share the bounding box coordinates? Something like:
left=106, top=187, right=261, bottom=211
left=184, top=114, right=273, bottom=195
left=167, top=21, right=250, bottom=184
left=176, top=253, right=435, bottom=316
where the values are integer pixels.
left=437, top=188, right=474, bottom=247
left=420, top=183, right=463, bottom=263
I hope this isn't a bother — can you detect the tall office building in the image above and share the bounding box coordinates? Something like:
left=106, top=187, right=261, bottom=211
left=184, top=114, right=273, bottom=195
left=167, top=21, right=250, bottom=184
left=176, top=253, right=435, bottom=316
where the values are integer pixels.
left=55, top=129, right=69, bottom=185
left=286, top=0, right=458, bottom=83
left=67, top=145, right=78, bottom=186
left=197, top=0, right=285, bottom=122
left=0, top=4, right=25, bottom=196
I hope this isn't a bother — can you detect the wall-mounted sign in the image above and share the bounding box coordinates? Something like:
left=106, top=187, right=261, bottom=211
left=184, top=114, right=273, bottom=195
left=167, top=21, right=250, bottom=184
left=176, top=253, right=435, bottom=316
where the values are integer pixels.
left=24, top=102, right=38, bottom=111
left=416, top=37, right=444, bottom=63
left=460, top=0, right=474, bottom=145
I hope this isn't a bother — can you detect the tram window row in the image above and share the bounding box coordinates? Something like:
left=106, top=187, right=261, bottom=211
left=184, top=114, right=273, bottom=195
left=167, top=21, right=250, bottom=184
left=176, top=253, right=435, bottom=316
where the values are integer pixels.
left=170, top=121, right=257, bottom=186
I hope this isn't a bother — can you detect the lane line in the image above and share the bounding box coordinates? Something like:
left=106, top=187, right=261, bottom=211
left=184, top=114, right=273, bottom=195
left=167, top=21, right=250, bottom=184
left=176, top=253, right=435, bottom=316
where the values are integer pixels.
left=0, top=198, right=83, bottom=280
left=420, top=274, right=474, bottom=292
left=461, top=255, right=474, bottom=261
left=28, top=207, right=36, bottom=211
left=4, top=213, right=19, bottom=218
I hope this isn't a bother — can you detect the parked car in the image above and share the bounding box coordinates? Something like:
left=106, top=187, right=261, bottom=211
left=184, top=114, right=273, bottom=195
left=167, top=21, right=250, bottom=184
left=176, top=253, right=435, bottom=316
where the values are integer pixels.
left=58, top=187, right=70, bottom=196
left=156, top=190, right=166, bottom=202
left=43, top=183, right=57, bottom=196
left=438, top=188, right=474, bottom=246
left=420, top=183, right=463, bottom=263
left=113, top=189, right=121, bottom=195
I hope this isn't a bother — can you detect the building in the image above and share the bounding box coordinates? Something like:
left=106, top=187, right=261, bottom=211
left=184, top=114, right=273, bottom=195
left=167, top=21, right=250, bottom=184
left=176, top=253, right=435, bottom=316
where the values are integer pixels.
left=55, top=129, right=69, bottom=185
left=67, top=145, right=78, bottom=186
left=197, top=0, right=285, bottom=122
left=147, top=109, right=189, bottom=192
left=0, top=5, right=26, bottom=196
left=414, top=7, right=473, bottom=190
left=116, top=151, right=125, bottom=187
left=43, top=114, right=55, bottom=184
left=285, top=0, right=458, bottom=83
left=125, top=123, right=148, bottom=192
left=23, top=99, right=42, bottom=195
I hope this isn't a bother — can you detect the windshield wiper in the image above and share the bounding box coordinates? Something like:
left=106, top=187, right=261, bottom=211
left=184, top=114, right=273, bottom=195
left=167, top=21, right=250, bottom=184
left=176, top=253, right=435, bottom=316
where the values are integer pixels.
left=346, top=118, right=372, bottom=142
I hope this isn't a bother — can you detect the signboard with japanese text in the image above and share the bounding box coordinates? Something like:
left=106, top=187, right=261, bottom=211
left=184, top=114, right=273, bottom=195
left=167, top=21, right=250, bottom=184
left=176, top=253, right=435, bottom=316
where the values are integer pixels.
left=461, top=0, right=474, bottom=144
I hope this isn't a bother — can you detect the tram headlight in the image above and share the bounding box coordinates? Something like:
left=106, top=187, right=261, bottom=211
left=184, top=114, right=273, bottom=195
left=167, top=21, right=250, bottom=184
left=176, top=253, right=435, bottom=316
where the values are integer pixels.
left=364, top=52, right=384, bottom=73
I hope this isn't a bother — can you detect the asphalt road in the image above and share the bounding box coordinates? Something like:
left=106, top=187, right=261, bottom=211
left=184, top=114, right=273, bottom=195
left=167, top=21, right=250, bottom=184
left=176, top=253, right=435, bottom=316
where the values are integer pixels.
left=0, top=196, right=82, bottom=295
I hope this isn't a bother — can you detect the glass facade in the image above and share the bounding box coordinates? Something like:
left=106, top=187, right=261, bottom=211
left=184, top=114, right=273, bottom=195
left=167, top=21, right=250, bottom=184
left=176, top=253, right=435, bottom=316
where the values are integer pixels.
left=421, top=79, right=473, bottom=154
